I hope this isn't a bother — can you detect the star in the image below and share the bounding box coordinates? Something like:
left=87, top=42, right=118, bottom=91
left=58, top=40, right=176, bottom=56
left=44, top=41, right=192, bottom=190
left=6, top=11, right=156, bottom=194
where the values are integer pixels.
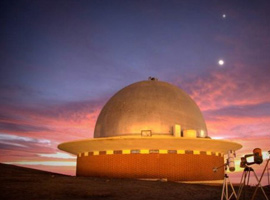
left=222, top=14, right=226, bottom=18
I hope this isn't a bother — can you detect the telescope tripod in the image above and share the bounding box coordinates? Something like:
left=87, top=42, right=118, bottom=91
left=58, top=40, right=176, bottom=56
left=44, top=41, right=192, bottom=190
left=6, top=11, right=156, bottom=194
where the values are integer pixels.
left=221, top=173, right=237, bottom=200
left=250, top=158, right=270, bottom=200
left=237, top=167, right=269, bottom=200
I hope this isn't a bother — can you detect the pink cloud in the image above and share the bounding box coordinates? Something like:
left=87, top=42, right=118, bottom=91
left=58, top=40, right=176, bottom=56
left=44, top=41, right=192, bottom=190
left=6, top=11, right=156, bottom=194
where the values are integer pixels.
left=0, top=99, right=103, bottom=140
left=0, top=99, right=104, bottom=172
left=175, top=63, right=270, bottom=111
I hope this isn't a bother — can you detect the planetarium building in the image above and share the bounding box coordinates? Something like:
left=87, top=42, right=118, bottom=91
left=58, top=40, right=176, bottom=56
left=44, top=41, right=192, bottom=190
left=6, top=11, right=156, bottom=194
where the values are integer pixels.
left=58, top=78, right=242, bottom=181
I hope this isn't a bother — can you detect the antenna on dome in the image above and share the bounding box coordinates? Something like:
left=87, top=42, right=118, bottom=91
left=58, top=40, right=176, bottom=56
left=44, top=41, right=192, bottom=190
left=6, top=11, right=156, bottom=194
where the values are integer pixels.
left=148, top=76, right=158, bottom=81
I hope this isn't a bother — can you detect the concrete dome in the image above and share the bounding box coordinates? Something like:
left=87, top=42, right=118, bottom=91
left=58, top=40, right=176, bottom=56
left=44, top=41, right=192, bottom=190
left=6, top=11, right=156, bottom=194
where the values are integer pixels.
left=94, top=79, right=207, bottom=138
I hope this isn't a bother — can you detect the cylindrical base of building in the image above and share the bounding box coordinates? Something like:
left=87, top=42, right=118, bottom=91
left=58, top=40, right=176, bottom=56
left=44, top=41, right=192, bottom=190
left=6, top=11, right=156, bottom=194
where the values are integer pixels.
left=77, top=153, right=224, bottom=181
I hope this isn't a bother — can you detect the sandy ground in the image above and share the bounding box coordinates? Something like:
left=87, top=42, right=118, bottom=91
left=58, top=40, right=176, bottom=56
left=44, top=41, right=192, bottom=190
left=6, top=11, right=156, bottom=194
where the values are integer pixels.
left=0, top=163, right=269, bottom=200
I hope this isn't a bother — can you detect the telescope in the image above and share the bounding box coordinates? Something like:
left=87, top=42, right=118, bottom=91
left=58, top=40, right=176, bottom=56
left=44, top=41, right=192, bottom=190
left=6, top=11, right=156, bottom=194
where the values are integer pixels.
left=237, top=148, right=269, bottom=200
left=213, top=150, right=236, bottom=172
left=214, top=150, right=238, bottom=200
left=240, top=148, right=263, bottom=168
left=227, top=149, right=235, bottom=172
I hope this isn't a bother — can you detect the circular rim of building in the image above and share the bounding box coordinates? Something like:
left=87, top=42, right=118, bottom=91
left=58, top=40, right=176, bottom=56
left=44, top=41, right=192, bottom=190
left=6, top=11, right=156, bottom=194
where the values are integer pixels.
left=58, top=137, right=242, bottom=155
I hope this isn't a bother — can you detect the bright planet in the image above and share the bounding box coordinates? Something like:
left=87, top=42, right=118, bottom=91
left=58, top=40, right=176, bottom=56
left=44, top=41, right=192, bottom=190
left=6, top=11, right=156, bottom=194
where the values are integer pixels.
left=218, top=60, right=224, bottom=65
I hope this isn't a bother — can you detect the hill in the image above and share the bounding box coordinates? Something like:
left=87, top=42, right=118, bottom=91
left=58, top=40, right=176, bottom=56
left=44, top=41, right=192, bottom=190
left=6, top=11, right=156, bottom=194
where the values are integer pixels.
left=0, top=163, right=269, bottom=200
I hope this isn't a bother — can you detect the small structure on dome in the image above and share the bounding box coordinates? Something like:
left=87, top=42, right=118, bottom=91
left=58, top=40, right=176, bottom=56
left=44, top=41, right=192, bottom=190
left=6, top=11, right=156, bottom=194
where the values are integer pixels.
left=148, top=76, right=158, bottom=81
left=58, top=78, right=242, bottom=181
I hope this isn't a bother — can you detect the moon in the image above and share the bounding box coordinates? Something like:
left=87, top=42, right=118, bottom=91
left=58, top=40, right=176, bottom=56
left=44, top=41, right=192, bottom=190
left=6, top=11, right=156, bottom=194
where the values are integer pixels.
left=222, top=14, right=226, bottom=18
left=218, top=60, right=224, bottom=65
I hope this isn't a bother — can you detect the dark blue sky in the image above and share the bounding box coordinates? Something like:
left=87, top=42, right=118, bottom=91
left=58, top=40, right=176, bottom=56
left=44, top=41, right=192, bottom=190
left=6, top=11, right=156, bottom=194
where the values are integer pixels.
left=0, top=0, right=270, bottom=181
left=2, top=0, right=269, bottom=104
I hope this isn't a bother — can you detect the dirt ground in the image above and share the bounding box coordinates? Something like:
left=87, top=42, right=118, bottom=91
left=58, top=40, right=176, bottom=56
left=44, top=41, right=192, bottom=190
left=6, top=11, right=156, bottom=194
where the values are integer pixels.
left=0, top=163, right=269, bottom=200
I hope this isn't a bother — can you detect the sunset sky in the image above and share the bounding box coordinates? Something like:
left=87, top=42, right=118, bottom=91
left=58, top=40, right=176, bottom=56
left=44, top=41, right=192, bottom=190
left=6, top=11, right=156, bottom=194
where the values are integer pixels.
left=1, top=0, right=270, bottom=185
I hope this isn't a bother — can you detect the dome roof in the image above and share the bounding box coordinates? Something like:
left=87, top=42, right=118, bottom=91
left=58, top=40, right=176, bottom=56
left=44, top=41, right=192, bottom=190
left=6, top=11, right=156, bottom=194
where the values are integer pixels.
left=94, top=79, right=207, bottom=138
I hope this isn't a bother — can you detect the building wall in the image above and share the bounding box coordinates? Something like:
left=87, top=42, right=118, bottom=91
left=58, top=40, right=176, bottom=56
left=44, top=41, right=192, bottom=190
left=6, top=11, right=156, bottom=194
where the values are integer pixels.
left=76, top=150, right=224, bottom=181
